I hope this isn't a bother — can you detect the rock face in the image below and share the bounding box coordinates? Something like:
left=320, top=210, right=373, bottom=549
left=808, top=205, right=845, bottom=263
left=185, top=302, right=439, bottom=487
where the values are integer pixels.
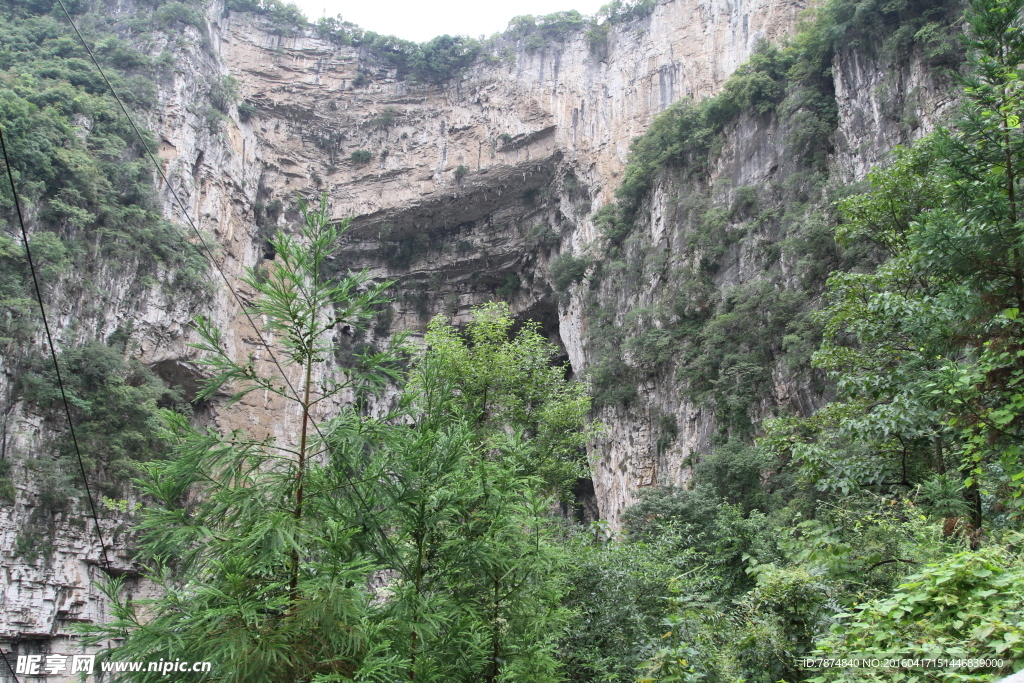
left=0, top=0, right=957, bottom=672
left=832, top=46, right=960, bottom=181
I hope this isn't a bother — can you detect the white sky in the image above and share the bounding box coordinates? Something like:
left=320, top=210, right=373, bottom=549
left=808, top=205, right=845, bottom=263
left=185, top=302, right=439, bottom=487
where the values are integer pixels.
left=291, top=0, right=609, bottom=43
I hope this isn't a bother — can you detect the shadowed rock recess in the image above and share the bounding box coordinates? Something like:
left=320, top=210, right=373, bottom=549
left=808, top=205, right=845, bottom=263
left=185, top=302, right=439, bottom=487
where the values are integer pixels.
left=0, top=0, right=962, bottom=666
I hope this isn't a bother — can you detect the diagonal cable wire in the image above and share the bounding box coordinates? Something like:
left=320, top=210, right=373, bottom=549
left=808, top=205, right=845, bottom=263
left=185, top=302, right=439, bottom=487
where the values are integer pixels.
left=0, top=126, right=112, bottom=571
left=54, top=0, right=406, bottom=572
left=0, top=647, right=21, bottom=683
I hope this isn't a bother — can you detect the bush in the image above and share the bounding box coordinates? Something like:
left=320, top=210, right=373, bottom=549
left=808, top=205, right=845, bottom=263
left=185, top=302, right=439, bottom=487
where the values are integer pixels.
left=550, top=253, right=591, bottom=292
left=585, top=21, right=611, bottom=59
left=645, top=564, right=834, bottom=683
left=227, top=0, right=307, bottom=28
left=594, top=204, right=631, bottom=245
left=496, top=273, right=520, bottom=298
left=0, top=459, right=14, bottom=504
left=316, top=19, right=480, bottom=84
left=410, top=34, right=479, bottom=83
left=155, top=1, right=204, bottom=29
left=561, top=533, right=686, bottom=683
left=209, top=76, right=238, bottom=114
left=598, top=0, right=658, bottom=24
left=693, top=440, right=775, bottom=512
left=588, top=355, right=638, bottom=407
left=350, top=149, right=373, bottom=164
left=527, top=223, right=560, bottom=250
left=369, top=105, right=399, bottom=129
left=380, top=236, right=417, bottom=269
left=15, top=337, right=183, bottom=489
left=504, top=11, right=590, bottom=51
left=237, top=100, right=257, bottom=121
left=812, top=542, right=1024, bottom=682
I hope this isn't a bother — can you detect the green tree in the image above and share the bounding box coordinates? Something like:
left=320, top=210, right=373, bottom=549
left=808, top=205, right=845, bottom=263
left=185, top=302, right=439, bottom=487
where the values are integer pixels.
left=761, top=141, right=954, bottom=496
left=87, top=195, right=397, bottom=683
left=414, top=303, right=598, bottom=495
left=353, top=304, right=588, bottom=682
left=919, top=0, right=1024, bottom=522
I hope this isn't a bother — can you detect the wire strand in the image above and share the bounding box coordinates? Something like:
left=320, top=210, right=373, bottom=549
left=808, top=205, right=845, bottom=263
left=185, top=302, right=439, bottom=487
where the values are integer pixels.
left=0, top=647, right=22, bottom=683
left=0, top=126, right=111, bottom=571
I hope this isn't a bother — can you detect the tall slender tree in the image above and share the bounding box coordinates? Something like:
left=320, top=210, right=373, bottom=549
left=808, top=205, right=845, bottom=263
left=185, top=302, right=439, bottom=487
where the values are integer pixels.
left=347, top=304, right=589, bottom=683
left=88, top=195, right=398, bottom=682
left=919, top=0, right=1024, bottom=522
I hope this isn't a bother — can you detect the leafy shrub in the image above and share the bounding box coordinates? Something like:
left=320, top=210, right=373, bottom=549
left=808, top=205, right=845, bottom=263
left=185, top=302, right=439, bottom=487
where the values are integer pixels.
left=495, top=273, right=520, bottom=298
left=731, top=185, right=759, bottom=218
left=597, top=0, right=658, bottom=24
left=208, top=75, right=238, bottom=114
left=506, top=11, right=587, bottom=48
left=588, top=354, right=638, bottom=407
left=527, top=223, right=560, bottom=250
left=454, top=164, right=469, bottom=179
left=642, top=563, right=835, bottom=683
left=315, top=17, right=480, bottom=83
left=155, top=1, right=203, bottom=29
left=350, top=149, right=373, bottom=164
left=369, top=105, right=399, bottom=129
left=622, top=487, right=779, bottom=589
left=15, top=337, right=183, bottom=489
left=237, top=100, right=257, bottom=121
left=918, top=473, right=972, bottom=519
left=693, top=440, right=774, bottom=513
left=585, top=21, right=610, bottom=59
left=550, top=253, right=591, bottom=292
left=812, top=542, right=1024, bottom=682
left=0, top=459, right=15, bottom=504
left=96, top=37, right=150, bottom=70
left=654, top=411, right=679, bottom=453
left=379, top=235, right=418, bottom=269
left=625, top=326, right=675, bottom=367
left=812, top=0, right=962, bottom=59
left=226, top=0, right=307, bottom=29
left=561, top=533, right=686, bottom=683
left=594, top=204, right=631, bottom=245
left=15, top=529, right=55, bottom=563
left=409, top=34, right=479, bottom=83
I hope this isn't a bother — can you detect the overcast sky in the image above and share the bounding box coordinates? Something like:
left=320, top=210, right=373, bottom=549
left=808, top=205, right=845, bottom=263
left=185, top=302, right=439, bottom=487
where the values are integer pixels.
left=290, top=0, right=609, bottom=43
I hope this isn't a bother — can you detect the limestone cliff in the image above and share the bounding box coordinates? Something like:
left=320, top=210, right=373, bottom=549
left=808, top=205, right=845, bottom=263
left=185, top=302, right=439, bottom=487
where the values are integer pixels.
left=0, top=0, right=961, bottom=672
